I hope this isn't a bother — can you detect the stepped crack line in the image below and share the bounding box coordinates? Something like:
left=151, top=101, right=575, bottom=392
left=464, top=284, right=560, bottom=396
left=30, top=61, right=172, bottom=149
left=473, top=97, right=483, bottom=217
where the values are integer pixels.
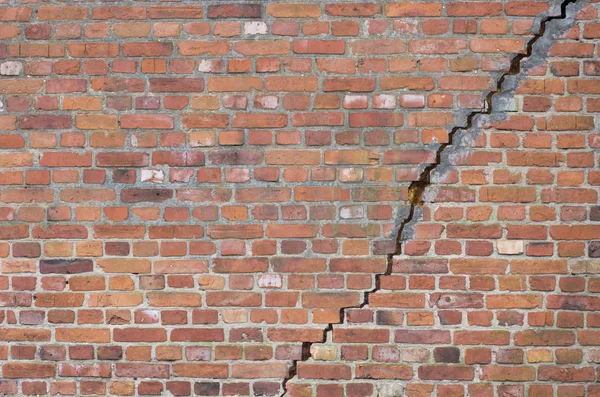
left=279, top=0, right=580, bottom=394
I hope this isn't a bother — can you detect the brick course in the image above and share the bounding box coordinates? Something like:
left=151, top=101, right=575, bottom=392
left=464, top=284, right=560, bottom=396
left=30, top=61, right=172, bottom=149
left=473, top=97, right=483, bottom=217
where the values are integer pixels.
left=0, top=1, right=598, bottom=396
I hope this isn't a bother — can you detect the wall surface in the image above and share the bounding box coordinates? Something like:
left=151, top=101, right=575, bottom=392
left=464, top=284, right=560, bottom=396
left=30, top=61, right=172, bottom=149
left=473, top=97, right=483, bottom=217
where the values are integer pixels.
left=0, top=1, right=599, bottom=396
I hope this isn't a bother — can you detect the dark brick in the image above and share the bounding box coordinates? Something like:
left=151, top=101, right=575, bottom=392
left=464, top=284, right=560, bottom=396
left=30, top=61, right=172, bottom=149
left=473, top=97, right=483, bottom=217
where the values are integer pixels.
left=253, top=382, right=280, bottom=396
left=207, top=150, right=264, bottom=165
left=207, top=4, right=262, bottom=18
left=39, top=259, right=93, bottom=274
left=12, top=242, right=41, bottom=258
left=97, top=346, right=123, bottom=360
left=120, top=189, right=173, bottom=203
left=589, top=241, right=600, bottom=257
left=194, top=382, right=220, bottom=396
left=434, top=346, right=460, bottom=363
left=105, top=242, right=130, bottom=256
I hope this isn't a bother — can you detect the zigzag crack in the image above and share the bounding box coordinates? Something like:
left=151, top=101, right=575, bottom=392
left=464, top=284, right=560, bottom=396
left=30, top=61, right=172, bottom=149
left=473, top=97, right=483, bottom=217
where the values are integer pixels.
left=279, top=0, right=579, bottom=394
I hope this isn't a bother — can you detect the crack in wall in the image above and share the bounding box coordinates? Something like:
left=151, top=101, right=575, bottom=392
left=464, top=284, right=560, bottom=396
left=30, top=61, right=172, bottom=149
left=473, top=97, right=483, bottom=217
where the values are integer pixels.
left=279, top=0, right=582, bottom=394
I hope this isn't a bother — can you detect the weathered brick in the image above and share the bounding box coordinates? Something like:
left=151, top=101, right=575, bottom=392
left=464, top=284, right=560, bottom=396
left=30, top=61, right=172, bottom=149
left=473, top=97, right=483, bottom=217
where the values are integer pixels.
left=39, top=259, right=93, bottom=274
left=20, top=115, right=71, bottom=130
left=3, top=363, right=56, bottom=378
left=0, top=2, right=597, bottom=393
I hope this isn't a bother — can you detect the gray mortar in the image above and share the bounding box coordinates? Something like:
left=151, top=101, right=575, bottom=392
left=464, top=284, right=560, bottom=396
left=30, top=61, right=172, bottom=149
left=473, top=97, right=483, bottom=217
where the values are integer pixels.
left=392, top=204, right=413, bottom=238
left=280, top=2, right=588, bottom=393
left=394, top=0, right=587, bottom=243
left=250, top=0, right=587, bottom=394
left=427, top=0, right=586, bottom=192
left=398, top=205, right=423, bottom=242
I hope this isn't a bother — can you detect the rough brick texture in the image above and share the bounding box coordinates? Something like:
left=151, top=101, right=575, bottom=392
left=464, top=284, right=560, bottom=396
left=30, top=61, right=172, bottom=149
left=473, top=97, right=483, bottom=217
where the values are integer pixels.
left=0, top=1, right=598, bottom=396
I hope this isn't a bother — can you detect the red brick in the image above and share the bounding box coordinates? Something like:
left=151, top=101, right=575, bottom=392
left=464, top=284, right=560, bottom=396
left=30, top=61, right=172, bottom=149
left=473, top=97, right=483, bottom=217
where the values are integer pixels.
left=298, top=363, right=351, bottom=380
left=326, top=3, right=381, bottom=16
left=418, top=366, right=474, bottom=380
left=447, top=2, right=502, bottom=16
left=266, top=4, right=321, bottom=17
left=1, top=2, right=598, bottom=393
left=356, top=364, right=412, bottom=379
left=149, top=78, right=204, bottom=92
left=481, top=366, right=535, bottom=381
left=386, top=2, right=442, bottom=16
left=3, top=363, right=56, bottom=378
left=0, top=7, right=33, bottom=21
left=38, top=6, right=88, bottom=21
left=350, top=39, right=406, bottom=54
left=120, top=114, right=174, bottom=129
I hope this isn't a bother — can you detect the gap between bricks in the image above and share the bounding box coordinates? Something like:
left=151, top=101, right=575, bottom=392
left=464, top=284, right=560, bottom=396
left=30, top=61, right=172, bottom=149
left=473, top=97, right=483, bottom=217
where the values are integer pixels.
left=279, top=0, right=582, bottom=394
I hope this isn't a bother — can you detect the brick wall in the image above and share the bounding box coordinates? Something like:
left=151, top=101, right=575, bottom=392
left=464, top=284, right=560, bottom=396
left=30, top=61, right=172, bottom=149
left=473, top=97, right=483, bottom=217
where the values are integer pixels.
left=0, top=1, right=598, bottom=396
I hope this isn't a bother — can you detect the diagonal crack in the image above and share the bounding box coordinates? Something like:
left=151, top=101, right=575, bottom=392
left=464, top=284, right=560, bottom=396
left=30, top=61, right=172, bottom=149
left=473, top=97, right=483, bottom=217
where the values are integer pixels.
left=279, top=0, right=580, bottom=394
